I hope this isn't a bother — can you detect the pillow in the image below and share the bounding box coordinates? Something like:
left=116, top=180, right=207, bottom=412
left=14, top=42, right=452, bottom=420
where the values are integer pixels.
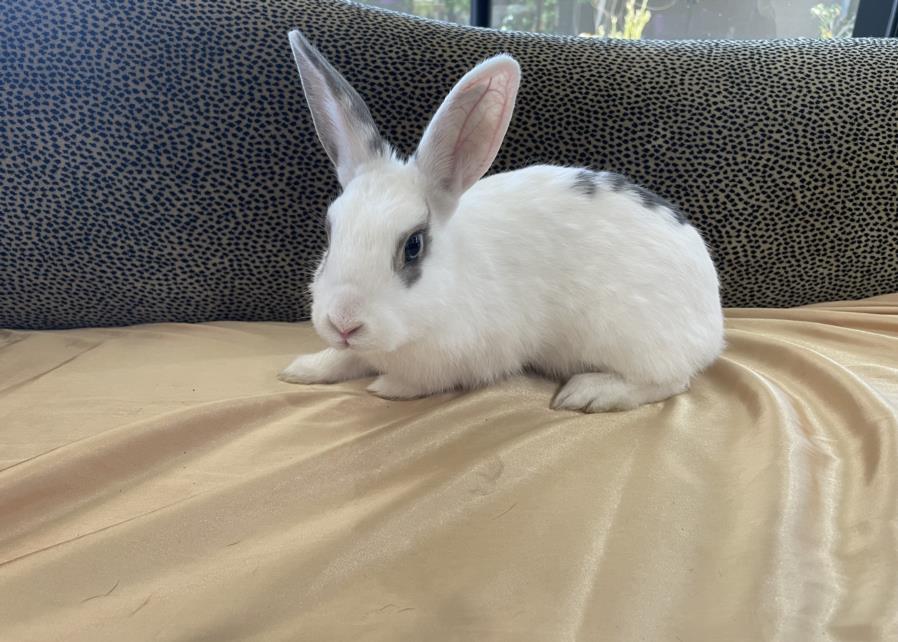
left=3, top=0, right=897, bottom=328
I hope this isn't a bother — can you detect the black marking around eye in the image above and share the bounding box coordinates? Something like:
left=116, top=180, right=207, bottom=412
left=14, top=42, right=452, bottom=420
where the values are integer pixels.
left=396, top=227, right=430, bottom=287
left=394, top=214, right=431, bottom=287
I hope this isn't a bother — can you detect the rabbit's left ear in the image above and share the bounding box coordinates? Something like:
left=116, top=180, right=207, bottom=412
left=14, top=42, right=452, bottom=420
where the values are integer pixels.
left=288, top=30, right=388, bottom=188
left=414, top=54, right=521, bottom=211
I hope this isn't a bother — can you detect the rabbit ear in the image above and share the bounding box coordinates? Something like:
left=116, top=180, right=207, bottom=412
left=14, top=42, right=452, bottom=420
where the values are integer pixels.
left=288, top=30, right=388, bottom=188
left=414, top=55, right=521, bottom=211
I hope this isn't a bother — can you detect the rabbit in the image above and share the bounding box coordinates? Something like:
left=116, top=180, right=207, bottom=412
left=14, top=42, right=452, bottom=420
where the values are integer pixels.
left=278, top=30, right=725, bottom=412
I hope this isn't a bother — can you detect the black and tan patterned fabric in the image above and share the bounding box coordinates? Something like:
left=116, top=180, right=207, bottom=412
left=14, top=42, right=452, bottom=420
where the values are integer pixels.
left=3, top=0, right=897, bottom=329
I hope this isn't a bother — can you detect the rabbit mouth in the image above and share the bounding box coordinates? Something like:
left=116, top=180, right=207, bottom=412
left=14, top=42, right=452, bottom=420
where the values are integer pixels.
left=337, top=333, right=400, bottom=355
left=333, top=332, right=375, bottom=353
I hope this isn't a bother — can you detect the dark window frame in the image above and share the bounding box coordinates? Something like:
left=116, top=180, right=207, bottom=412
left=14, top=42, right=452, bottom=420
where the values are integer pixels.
left=471, top=0, right=490, bottom=28
left=470, top=0, right=898, bottom=36
left=853, top=0, right=898, bottom=36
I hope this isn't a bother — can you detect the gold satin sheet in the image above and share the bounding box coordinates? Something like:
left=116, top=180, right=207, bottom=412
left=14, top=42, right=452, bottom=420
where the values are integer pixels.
left=2, top=296, right=897, bottom=641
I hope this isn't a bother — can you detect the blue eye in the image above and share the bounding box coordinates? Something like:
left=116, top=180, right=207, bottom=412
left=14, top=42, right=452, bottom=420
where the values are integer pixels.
left=404, top=231, right=424, bottom=262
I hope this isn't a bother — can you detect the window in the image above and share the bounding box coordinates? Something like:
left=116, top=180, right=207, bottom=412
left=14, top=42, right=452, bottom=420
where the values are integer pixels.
left=358, top=0, right=897, bottom=38
left=357, top=1, right=470, bottom=24
left=490, top=0, right=860, bottom=39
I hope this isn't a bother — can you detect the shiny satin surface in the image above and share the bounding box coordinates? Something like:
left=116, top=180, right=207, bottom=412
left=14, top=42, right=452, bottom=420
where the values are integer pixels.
left=2, top=296, right=897, bottom=641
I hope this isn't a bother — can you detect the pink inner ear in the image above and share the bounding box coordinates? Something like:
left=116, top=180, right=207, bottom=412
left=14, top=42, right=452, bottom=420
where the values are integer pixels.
left=453, top=70, right=516, bottom=188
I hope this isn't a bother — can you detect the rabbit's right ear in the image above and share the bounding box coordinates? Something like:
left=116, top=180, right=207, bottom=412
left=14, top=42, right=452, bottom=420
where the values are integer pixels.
left=288, top=31, right=388, bottom=188
left=414, top=55, right=521, bottom=213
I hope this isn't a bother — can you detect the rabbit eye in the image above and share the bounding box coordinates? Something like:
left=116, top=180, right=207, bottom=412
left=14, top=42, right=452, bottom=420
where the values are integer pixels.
left=404, top=231, right=424, bottom=263
left=394, top=223, right=429, bottom=287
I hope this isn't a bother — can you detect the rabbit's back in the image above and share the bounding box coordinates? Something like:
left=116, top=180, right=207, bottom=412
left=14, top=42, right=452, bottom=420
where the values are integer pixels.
left=452, top=165, right=724, bottom=381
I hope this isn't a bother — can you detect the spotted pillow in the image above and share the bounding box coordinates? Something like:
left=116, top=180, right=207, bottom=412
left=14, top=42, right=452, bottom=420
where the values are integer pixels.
left=2, top=0, right=897, bottom=329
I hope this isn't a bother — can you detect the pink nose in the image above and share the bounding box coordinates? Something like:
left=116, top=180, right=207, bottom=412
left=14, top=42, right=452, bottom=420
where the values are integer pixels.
left=339, top=325, right=361, bottom=340
left=331, top=319, right=362, bottom=341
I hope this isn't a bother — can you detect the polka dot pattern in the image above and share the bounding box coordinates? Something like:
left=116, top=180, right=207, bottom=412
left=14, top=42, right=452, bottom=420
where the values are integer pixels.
left=2, top=0, right=897, bottom=328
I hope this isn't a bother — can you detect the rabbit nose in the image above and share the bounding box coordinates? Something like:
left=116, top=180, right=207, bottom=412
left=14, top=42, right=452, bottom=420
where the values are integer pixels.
left=339, top=325, right=362, bottom=340
left=329, top=317, right=362, bottom=340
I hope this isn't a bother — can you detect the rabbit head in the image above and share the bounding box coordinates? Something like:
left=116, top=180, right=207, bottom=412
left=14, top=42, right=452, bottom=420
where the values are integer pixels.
left=288, top=31, right=520, bottom=353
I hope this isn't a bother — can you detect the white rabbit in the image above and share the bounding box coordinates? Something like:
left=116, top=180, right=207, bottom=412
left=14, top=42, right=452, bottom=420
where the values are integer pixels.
left=279, top=30, right=724, bottom=412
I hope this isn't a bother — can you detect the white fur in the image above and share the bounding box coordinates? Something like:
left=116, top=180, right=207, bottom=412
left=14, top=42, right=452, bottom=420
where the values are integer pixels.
left=282, top=31, right=724, bottom=412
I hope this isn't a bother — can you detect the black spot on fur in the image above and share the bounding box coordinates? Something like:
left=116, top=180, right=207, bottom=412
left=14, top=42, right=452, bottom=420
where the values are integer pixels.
left=573, top=169, right=598, bottom=196
left=576, top=170, right=686, bottom=224
left=602, top=171, right=629, bottom=192
left=630, top=184, right=687, bottom=223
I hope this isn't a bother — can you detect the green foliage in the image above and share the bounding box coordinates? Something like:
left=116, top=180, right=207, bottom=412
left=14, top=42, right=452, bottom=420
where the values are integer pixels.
left=363, top=0, right=858, bottom=41
left=497, top=0, right=560, bottom=33
left=811, top=2, right=856, bottom=38
left=586, top=0, right=652, bottom=39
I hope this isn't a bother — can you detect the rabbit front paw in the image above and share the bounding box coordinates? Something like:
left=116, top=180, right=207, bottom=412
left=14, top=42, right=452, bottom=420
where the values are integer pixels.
left=279, top=348, right=374, bottom=384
